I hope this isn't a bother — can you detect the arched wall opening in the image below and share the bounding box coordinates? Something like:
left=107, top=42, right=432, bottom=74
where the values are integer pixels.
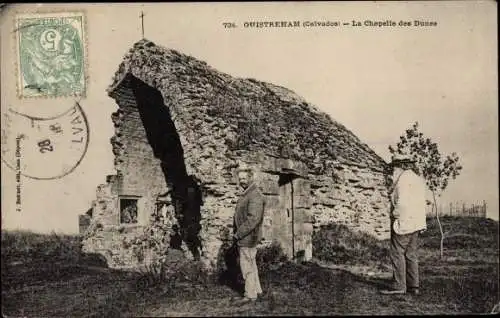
left=130, top=77, right=203, bottom=260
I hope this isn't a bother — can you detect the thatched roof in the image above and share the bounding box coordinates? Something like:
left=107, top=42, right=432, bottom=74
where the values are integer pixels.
left=107, top=39, right=387, bottom=173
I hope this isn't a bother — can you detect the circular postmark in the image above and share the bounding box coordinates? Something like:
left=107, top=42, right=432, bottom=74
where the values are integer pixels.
left=1, top=102, right=89, bottom=180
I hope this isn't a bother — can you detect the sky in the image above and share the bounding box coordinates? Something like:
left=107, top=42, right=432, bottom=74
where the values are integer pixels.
left=1, top=2, right=498, bottom=234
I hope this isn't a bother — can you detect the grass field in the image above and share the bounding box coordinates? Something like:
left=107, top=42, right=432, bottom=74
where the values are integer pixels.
left=2, top=216, right=499, bottom=316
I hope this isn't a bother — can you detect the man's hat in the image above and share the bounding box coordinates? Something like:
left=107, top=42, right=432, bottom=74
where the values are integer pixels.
left=390, top=153, right=416, bottom=166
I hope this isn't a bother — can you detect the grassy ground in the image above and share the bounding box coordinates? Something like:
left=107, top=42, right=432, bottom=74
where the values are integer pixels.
left=2, top=216, right=499, bottom=316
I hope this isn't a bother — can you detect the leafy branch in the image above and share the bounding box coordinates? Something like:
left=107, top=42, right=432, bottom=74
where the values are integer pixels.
left=389, top=122, right=462, bottom=258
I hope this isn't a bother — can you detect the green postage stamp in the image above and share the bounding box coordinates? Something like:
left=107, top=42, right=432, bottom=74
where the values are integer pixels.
left=15, top=12, right=87, bottom=98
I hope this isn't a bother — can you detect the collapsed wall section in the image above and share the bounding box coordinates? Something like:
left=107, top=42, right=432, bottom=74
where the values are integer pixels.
left=81, top=76, right=171, bottom=268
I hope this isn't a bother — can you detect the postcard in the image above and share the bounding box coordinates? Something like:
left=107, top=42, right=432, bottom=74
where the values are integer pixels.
left=1, top=2, right=498, bottom=317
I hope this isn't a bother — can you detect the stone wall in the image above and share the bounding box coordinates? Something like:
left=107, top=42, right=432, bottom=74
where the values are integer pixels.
left=110, top=88, right=168, bottom=200
left=184, top=151, right=315, bottom=269
left=78, top=214, right=91, bottom=234
left=309, top=165, right=391, bottom=239
left=81, top=181, right=140, bottom=268
left=81, top=86, right=170, bottom=269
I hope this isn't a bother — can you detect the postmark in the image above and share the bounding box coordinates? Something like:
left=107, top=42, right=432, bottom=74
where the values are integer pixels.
left=15, top=11, right=87, bottom=98
left=0, top=102, right=89, bottom=180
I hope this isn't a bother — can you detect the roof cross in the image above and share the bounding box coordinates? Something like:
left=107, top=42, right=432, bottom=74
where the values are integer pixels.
left=140, top=11, right=145, bottom=39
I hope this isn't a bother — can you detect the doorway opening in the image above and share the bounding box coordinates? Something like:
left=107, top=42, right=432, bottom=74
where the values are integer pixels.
left=278, top=170, right=303, bottom=261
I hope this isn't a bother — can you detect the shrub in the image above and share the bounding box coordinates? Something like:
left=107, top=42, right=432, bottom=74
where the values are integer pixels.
left=312, top=223, right=390, bottom=268
left=257, top=241, right=288, bottom=272
left=79, top=253, right=109, bottom=268
left=215, top=240, right=288, bottom=293
left=134, top=248, right=209, bottom=293
left=216, top=240, right=243, bottom=292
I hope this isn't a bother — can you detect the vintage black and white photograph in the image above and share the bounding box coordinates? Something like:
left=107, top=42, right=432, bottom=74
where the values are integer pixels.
left=1, top=2, right=498, bottom=316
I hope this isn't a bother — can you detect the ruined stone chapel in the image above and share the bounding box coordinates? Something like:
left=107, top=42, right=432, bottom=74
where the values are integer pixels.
left=80, top=39, right=391, bottom=270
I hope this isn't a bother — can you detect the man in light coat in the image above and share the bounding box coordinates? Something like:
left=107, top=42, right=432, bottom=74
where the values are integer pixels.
left=381, top=154, right=428, bottom=295
left=232, top=163, right=265, bottom=304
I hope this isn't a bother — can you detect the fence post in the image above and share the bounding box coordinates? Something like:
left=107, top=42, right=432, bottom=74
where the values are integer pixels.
left=483, top=200, right=487, bottom=218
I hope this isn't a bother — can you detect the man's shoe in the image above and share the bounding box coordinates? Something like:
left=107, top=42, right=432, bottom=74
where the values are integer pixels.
left=380, top=288, right=406, bottom=295
left=407, top=287, right=420, bottom=295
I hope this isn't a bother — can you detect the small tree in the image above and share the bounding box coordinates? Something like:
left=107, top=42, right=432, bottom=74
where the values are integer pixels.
left=388, top=122, right=462, bottom=258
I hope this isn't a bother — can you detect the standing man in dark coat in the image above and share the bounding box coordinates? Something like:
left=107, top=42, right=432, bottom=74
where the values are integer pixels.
left=232, top=163, right=266, bottom=304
